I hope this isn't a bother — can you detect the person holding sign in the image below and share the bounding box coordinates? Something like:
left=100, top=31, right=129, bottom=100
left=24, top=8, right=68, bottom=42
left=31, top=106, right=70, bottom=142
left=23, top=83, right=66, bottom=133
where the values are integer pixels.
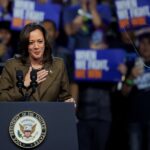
left=0, top=21, right=14, bottom=63
left=0, top=22, right=74, bottom=103
left=76, top=29, right=127, bottom=150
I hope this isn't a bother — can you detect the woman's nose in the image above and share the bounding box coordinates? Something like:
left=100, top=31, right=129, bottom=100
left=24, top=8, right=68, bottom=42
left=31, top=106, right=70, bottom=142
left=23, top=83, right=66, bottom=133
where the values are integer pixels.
left=34, top=42, right=39, bottom=48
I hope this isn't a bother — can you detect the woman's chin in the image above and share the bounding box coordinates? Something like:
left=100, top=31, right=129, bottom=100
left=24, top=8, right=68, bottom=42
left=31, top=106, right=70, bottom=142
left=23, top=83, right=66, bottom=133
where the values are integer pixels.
left=32, top=56, right=42, bottom=61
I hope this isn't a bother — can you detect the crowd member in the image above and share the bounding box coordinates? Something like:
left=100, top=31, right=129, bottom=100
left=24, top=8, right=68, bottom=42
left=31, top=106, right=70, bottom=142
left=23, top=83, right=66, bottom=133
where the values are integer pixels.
left=76, top=29, right=127, bottom=150
left=62, top=0, right=113, bottom=105
left=42, top=19, right=78, bottom=103
left=121, top=28, right=150, bottom=150
left=90, top=29, right=108, bottom=50
left=62, top=2, right=122, bottom=150
left=41, top=19, right=73, bottom=82
left=63, top=0, right=104, bottom=52
left=0, top=21, right=14, bottom=63
left=0, top=22, right=74, bottom=103
left=106, top=21, right=136, bottom=150
left=0, top=0, right=12, bottom=21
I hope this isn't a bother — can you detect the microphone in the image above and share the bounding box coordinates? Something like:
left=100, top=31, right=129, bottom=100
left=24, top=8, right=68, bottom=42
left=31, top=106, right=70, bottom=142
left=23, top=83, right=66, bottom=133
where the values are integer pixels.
left=16, top=70, right=24, bottom=96
left=16, top=69, right=38, bottom=101
left=30, top=70, right=38, bottom=94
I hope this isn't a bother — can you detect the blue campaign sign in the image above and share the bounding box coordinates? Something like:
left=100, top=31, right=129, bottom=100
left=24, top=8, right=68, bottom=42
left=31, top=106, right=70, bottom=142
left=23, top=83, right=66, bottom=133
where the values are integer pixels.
left=35, top=3, right=62, bottom=29
left=115, top=0, right=150, bottom=30
left=74, top=49, right=126, bottom=82
left=11, top=0, right=62, bottom=30
left=97, top=3, right=112, bottom=24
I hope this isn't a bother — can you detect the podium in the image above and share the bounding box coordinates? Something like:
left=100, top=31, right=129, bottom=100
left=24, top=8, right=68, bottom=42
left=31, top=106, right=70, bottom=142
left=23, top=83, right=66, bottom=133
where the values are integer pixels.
left=0, top=102, right=78, bottom=150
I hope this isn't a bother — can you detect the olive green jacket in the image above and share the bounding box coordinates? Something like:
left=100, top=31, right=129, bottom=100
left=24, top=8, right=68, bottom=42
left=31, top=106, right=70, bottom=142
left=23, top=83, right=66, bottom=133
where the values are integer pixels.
left=0, top=57, right=71, bottom=102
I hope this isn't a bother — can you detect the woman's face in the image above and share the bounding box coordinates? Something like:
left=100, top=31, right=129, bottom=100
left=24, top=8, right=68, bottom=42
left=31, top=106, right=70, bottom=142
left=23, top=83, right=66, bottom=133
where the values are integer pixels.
left=28, top=29, right=45, bottom=61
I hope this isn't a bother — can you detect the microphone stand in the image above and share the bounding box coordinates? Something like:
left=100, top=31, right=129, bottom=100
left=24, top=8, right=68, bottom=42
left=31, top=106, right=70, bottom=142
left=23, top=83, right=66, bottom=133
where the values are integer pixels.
left=16, top=70, right=24, bottom=99
left=16, top=80, right=24, bottom=97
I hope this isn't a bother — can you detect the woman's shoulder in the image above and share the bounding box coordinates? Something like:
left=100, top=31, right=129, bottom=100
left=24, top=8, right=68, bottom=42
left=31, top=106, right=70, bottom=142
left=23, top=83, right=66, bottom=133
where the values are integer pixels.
left=51, top=57, right=66, bottom=71
left=5, top=56, right=22, bottom=66
left=53, top=57, right=64, bottom=65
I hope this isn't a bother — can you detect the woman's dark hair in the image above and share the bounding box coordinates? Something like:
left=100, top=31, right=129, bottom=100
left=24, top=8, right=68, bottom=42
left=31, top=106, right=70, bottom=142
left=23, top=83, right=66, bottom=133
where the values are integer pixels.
left=18, top=22, right=53, bottom=64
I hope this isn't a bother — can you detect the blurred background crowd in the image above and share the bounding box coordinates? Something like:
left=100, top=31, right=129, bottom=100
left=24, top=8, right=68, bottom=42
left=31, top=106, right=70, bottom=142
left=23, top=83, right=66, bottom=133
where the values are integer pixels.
left=0, top=0, right=150, bottom=150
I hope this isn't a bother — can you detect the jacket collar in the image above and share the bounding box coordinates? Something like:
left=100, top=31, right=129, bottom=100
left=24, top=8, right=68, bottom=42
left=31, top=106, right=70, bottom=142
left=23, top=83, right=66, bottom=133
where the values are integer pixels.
left=38, top=61, right=58, bottom=100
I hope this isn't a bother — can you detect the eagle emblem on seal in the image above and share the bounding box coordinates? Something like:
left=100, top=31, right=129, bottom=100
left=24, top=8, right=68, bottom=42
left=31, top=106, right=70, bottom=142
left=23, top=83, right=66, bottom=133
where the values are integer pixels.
left=19, top=124, right=37, bottom=138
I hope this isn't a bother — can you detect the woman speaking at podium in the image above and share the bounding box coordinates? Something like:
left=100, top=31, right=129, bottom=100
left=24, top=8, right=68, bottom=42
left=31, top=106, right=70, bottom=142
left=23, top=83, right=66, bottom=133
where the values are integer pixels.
left=0, top=22, right=74, bottom=102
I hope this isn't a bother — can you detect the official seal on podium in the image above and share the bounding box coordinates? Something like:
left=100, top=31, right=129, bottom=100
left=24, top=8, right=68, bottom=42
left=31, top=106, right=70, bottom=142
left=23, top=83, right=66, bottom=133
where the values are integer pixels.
left=9, top=111, right=47, bottom=149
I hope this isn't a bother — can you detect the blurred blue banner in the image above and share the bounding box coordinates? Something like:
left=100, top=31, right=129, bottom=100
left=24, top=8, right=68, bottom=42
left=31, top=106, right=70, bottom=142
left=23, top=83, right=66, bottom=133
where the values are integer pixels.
left=11, top=0, right=61, bottom=30
left=74, top=49, right=126, bottom=82
left=115, top=0, right=150, bottom=30
left=35, top=3, right=61, bottom=29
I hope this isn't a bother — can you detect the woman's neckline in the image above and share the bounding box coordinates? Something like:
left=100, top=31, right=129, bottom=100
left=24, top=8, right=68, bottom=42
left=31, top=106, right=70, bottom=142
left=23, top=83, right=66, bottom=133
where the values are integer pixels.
left=31, top=66, right=44, bottom=72
left=31, top=64, right=44, bottom=70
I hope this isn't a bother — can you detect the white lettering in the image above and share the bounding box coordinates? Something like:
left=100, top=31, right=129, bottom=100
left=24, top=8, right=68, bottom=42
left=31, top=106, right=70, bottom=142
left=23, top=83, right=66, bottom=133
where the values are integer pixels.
left=130, top=6, right=150, bottom=17
left=115, top=0, right=137, bottom=10
left=75, top=60, right=86, bottom=69
left=117, top=10, right=129, bottom=19
left=13, top=8, right=24, bottom=18
left=88, top=60, right=109, bottom=71
left=75, top=51, right=96, bottom=60
left=116, top=0, right=150, bottom=22
left=14, top=0, right=35, bottom=10
left=25, top=11, right=44, bottom=21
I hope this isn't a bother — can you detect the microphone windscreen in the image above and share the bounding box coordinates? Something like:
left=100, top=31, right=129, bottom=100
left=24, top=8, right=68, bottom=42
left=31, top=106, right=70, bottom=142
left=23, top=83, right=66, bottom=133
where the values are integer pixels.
left=30, top=70, right=37, bottom=81
left=16, top=70, right=23, bottom=80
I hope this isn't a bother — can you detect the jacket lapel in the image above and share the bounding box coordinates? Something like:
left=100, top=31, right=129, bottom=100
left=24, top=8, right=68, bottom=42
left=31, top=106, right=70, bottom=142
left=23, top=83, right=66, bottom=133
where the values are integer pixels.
left=39, top=62, right=58, bottom=100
